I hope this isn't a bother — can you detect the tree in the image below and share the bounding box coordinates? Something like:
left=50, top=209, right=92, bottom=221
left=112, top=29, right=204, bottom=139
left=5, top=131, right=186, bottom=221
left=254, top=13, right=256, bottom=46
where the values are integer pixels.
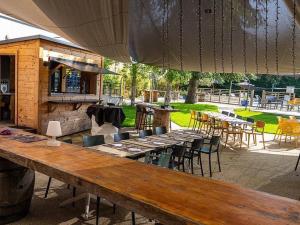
left=163, top=69, right=182, bottom=105
left=185, top=71, right=200, bottom=103
left=130, top=63, right=137, bottom=106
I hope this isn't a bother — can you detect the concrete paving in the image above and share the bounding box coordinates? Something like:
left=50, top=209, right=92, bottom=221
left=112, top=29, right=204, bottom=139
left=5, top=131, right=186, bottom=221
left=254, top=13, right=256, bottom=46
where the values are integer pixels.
left=10, top=127, right=300, bottom=225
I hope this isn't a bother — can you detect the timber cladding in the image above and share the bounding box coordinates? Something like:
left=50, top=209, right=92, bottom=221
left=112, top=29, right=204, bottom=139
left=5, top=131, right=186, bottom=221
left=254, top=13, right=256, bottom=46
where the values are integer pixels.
left=0, top=37, right=103, bottom=135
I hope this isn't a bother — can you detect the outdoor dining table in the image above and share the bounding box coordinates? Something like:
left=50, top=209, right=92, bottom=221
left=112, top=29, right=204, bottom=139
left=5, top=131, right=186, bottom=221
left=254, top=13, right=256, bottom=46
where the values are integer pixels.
left=203, top=111, right=252, bottom=126
left=89, top=130, right=207, bottom=159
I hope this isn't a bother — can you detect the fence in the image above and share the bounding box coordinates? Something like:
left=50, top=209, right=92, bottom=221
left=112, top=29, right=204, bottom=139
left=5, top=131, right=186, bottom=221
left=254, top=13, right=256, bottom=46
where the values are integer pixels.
left=197, top=88, right=297, bottom=106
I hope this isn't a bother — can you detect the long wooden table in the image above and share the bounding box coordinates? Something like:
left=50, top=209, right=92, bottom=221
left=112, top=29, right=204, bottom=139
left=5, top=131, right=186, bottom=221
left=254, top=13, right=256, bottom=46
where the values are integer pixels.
left=0, top=129, right=300, bottom=224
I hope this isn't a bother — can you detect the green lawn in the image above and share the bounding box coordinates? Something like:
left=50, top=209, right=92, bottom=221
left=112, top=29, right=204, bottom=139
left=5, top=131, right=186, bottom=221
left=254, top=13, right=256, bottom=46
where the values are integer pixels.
left=170, top=103, right=219, bottom=127
left=122, top=103, right=219, bottom=127
left=123, top=103, right=283, bottom=134
left=234, top=109, right=284, bottom=134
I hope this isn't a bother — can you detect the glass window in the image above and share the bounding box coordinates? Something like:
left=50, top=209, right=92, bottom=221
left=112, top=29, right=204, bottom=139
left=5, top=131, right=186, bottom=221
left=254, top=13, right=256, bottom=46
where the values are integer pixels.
left=51, top=69, right=62, bottom=93
left=65, top=68, right=81, bottom=93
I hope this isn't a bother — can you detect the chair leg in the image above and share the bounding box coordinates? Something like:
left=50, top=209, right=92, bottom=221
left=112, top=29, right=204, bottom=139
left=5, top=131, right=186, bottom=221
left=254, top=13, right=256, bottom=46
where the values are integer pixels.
left=113, top=204, right=116, bottom=214
left=198, top=153, right=204, bottom=176
left=217, top=151, right=221, bottom=172
left=224, top=133, right=229, bottom=148
left=96, top=197, right=101, bottom=225
left=44, top=177, right=52, bottom=198
left=131, top=212, right=136, bottom=225
left=262, top=134, right=265, bottom=149
left=295, top=154, right=300, bottom=171
left=209, top=154, right=212, bottom=177
left=72, top=187, right=76, bottom=207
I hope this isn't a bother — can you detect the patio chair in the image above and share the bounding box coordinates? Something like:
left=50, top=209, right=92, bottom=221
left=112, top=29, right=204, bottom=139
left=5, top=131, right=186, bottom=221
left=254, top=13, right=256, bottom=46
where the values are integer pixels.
left=193, top=111, right=202, bottom=131
left=236, top=115, right=243, bottom=120
left=196, top=136, right=221, bottom=177
left=244, top=121, right=266, bottom=149
left=222, top=121, right=243, bottom=149
left=229, top=112, right=235, bottom=117
left=114, top=132, right=130, bottom=142
left=208, top=117, right=223, bottom=135
left=188, top=110, right=197, bottom=128
left=295, top=153, right=300, bottom=171
left=139, top=129, right=153, bottom=138
left=83, top=135, right=105, bottom=147
left=182, top=139, right=204, bottom=174
left=196, top=112, right=209, bottom=133
left=221, top=111, right=228, bottom=115
left=169, top=144, right=187, bottom=171
left=255, top=95, right=262, bottom=108
left=289, top=116, right=297, bottom=120
left=155, top=126, right=167, bottom=135
left=137, top=107, right=153, bottom=131
left=279, top=120, right=300, bottom=147
left=274, top=116, right=283, bottom=140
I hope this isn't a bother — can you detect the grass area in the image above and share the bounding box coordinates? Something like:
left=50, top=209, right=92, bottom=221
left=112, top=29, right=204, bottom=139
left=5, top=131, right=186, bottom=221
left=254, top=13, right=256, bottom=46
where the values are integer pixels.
left=122, top=103, right=219, bottom=127
left=122, top=105, right=137, bottom=127
left=123, top=103, right=282, bottom=134
left=169, top=103, right=219, bottom=127
left=234, top=109, right=284, bottom=134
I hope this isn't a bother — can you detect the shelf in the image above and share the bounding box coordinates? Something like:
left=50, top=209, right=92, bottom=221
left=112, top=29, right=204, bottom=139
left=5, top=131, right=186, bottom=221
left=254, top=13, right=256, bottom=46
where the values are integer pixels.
left=47, top=99, right=99, bottom=112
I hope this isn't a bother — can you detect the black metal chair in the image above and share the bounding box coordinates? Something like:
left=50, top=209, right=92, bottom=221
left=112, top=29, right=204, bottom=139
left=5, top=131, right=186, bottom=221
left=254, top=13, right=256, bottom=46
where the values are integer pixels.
left=229, top=112, right=235, bottom=117
left=221, top=111, right=228, bottom=115
left=196, top=135, right=221, bottom=177
left=114, top=132, right=130, bottom=142
left=182, top=139, right=204, bottom=174
left=295, top=153, right=300, bottom=171
left=155, top=126, right=167, bottom=135
left=236, top=115, right=243, bottom=120
left=246, top=117, right=255, bottom=123
left=82, top=135, right=105, bottom=147
left=139, top=129, right=153, bottom=138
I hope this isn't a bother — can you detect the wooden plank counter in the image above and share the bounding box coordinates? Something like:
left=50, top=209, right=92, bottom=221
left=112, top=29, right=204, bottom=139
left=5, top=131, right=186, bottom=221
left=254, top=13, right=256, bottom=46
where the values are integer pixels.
left=0, top=130, right=300, bottom=225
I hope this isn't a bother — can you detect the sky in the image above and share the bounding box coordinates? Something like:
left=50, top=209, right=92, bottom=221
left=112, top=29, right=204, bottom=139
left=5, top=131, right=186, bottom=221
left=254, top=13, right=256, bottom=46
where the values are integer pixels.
left=0, top=13, right=68, bottom=42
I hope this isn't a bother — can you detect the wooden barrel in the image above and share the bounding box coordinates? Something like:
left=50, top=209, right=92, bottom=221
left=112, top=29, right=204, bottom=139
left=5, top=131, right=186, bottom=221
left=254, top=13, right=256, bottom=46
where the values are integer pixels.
left=0, top=158, right=35, bottom=225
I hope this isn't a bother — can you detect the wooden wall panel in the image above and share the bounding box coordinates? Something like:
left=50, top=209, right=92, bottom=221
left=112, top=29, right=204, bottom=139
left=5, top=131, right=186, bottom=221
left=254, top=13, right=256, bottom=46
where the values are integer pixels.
left=0, top=40, right=40, bottom=129
left=38, top=40, right=103, bottom=135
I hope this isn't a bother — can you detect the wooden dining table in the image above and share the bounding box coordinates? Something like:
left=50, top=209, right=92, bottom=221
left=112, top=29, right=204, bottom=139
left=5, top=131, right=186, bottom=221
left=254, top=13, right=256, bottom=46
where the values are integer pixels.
left=90, top=130, right=206, bottom=158
left=0, top=127, right=300, bottom=225
left=203, top=111, right=252, bottom=125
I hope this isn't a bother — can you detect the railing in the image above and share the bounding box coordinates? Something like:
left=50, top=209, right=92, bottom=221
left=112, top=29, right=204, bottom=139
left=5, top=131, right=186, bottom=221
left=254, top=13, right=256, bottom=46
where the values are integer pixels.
left=198, top=88, right=253, bottom=105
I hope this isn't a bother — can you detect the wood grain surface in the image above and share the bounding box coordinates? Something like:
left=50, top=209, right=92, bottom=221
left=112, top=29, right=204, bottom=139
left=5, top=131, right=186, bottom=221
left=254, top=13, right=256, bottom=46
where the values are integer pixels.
left=0, top=129, right=299, bottom=225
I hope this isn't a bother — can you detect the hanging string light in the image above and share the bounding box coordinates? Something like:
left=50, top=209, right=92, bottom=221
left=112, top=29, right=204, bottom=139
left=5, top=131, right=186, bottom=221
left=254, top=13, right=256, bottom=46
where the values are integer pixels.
left=292, top=0, right=296, bottom=77
left=243, top=0, right=247, bottom=74
left=197, top=0, right=203, bottom=72
left=213, top=0, right=217, bottom=73
left=230, top=0, right=234, bottom=74
left=275, top=0, right=279, bottom=75
left=179, top=0, right=183, bottom=72
left=221, top=0, right=225, bottom=74
left=265, top=0, right=269, bottom=74
left=255, top=0, right=258, bottom=74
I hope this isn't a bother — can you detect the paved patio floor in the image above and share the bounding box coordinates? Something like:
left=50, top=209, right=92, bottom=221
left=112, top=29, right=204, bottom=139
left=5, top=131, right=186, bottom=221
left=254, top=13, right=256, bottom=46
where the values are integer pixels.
left=10, top=130, right=300, bottom=225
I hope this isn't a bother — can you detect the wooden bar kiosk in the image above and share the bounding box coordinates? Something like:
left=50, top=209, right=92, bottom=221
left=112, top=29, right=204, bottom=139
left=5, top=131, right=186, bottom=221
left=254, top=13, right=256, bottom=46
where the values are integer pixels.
left=0, top=35, right=105, bottom=136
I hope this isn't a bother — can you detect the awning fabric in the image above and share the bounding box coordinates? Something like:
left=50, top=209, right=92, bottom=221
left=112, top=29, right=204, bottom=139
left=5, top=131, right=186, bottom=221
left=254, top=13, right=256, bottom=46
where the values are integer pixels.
left=50, top=57, right=118, bottom=75
left=0, top=0, right=300, bottom=74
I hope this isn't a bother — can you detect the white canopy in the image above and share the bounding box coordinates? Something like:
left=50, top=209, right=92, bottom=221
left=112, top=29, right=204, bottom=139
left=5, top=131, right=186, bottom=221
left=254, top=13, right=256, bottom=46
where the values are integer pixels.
left=0, top=0, right=299, bottom=74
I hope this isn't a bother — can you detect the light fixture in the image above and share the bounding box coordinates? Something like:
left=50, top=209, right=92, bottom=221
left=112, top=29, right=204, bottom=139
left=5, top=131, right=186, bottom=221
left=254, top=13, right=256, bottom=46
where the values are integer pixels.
left=46, top=121, right=62, bottom=147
